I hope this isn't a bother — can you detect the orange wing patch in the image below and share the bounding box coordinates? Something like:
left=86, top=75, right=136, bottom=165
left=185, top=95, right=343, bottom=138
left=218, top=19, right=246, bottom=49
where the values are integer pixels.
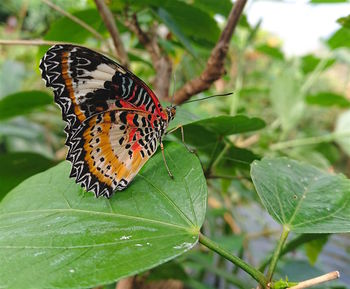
left=68, top=110, right=158, bottom=197
left=61, top=51, right=86, bottom=123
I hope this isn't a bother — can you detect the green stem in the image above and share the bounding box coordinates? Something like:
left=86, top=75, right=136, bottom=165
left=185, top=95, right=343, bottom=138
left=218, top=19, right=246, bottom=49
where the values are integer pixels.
left=259, top=233, right=329, bottom=272
left=211, top=141, right=231, bottom=169
left=270, top=131, right=350, bottom=151
left=199, top=233, right=268, bottom=288
left=266, top=226, right=290, bottom=282
left=300, top=57, right=330, bottom=94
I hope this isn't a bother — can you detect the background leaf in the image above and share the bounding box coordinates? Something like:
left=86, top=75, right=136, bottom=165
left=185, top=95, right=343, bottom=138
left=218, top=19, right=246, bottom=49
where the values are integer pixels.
left=256, top=44, right=284, bottom=60
left=251, top=157, right=350, bottom=233
left=0, top=91, right=52, bottom=121
left=327, top=27, right=350, bottom=50
left=0, top=142, right=207, bottom=288
left=305, top=92, right=350, bottom=108
left=0, top=152, right=55, bottom=200
left=300, top=54, right=335, bottom=74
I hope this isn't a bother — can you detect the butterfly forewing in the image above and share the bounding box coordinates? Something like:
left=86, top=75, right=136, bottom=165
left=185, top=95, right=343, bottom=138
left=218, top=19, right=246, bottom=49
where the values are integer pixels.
left=40, top=44, right=169, bottom=197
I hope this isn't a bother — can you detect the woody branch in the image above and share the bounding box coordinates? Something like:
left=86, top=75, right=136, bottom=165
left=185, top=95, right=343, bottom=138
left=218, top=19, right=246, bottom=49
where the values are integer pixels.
left=174, top=0, right=248, bottom=104
left=94, top=0, right=130, bottom=68
left=124, top=13, right=172, bottom=101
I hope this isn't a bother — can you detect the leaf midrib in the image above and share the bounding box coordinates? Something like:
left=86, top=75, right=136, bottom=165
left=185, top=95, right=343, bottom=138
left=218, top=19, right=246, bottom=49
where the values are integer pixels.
left=0, top=232, right=192, bottom=249
left=0, top=208, right=191, bottom=231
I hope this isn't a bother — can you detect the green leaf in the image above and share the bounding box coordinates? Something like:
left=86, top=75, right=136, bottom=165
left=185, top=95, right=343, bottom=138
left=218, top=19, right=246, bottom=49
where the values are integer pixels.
left=0, top=91, right=52, bottom=121
left=256, top=44, right=284, bottom=60
left=0, top=142, right=207, bottom=288
left=269, top=66, right=304, bottom=132
left=251, top=157, right=350, bottom=233
left=305, top=235, right=329, bottom=265
left=193, top=0, right=232, bottom=16
left=327, top=27, right=350, bottom=50
left=184, top=115, right=266, bottom=136
left=337, top=15, right=350, bottom=29
left=306, top=92, right=350, bottom=108
left=300, top=54, right=335, bottom=74
left=133, top=0, right=220, bottom=46
left=176, top=115, right=264, bottom=169
left=155, top=7, right=198, bottom=57
left=167, top=106, right=199, bottom=131
left=335, top=110, right=350, bottom=156
left=0, top=152, right=55, bottom=200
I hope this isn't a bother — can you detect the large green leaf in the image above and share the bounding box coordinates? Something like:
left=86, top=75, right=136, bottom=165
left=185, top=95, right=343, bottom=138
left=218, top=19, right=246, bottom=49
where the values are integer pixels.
left=0, top=142, right=207, bottom=288
left=184, top=115, right=265, bottom=137
left=306, top=92, right=350, bottom=108
left=0, top=152, right=55, bottom=200
left=174, top=115, right=264, bottom=169
left=0, top=91, right=52, bottom=121
left=251, top=157, right=350, bottom=233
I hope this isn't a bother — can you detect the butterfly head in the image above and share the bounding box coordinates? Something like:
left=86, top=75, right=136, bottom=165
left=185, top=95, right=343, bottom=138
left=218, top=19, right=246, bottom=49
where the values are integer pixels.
left=166, top=105, right=176, bottom=121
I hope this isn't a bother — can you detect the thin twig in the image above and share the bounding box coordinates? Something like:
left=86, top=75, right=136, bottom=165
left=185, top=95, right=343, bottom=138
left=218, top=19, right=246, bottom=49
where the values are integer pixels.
left=94, top=0, right=129, bottom=67
left=174, top=0, right=248, bottom=104
left=41, top=0, right=105, bottom=42
left=0, top=39, right=72, bottom=46
left=124, top=13, right=172, bottom=100
left=288, top=271, right=340, bottom=289
left=0, top=39, right=115, bottom=59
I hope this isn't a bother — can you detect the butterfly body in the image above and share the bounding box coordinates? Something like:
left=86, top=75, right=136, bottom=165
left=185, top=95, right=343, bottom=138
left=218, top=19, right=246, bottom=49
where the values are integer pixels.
left=40, top=45, right=175, bottom=197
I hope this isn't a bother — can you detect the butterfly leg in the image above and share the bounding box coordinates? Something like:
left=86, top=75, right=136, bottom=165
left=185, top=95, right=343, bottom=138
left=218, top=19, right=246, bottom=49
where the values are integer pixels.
left=160, top=141, right=174, bottom=179
left=167, top=125, right=194, bottom=153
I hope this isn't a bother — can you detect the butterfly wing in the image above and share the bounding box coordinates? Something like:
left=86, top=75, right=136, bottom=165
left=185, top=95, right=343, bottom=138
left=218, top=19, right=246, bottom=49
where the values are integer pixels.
left=39, top=44, right=167, bottom=135
left=69, top=109, right=159, bottom=197
left=39, top=45, right=169, bottom=196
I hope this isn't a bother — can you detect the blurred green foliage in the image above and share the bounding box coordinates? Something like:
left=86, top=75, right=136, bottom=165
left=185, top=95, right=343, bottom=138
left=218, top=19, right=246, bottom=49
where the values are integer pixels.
left=0, top=0, right=350, bottom=288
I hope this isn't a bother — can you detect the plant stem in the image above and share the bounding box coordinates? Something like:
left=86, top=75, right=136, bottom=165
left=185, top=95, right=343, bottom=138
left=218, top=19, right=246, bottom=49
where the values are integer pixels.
left=266, top=225, right=290, bottom=282
left=198, top=233, right=268, bottom=288
left=270, top=131, right=350, bottom=151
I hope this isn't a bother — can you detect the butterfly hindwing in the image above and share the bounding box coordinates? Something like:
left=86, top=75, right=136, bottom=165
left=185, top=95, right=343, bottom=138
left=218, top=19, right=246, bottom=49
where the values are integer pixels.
left=68, top=109, right=159, bottom=197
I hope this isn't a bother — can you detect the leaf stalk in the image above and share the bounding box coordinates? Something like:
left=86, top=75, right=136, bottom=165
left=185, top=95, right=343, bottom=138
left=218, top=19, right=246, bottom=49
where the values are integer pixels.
left=266, top=225, right=290, bottom=282
left=198, top=233, right=268, bottom=288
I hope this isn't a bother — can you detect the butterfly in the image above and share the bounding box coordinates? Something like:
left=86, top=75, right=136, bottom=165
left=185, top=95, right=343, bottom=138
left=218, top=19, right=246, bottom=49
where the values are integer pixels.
left=39, top=44, right=177, bottom=198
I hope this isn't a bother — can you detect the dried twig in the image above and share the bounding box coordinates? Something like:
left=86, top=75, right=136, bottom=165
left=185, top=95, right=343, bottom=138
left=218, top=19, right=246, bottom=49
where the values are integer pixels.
left=288, top=271, right=340, bottom=289
left=0, top=39, right=116, bottom=60
left=0, top=39, right=74, bottom=46
left=124, top=13, right=172, bottom=100
left=94, top=0, right=129, bottom=67
left=41, top=0, right=105, bottom=42
left=174, top=0, right=248, bottom=104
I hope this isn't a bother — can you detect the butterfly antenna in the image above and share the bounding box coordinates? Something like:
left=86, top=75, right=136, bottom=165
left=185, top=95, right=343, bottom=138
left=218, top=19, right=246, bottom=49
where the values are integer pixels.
left=183, top=92, right=234, bottom=104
